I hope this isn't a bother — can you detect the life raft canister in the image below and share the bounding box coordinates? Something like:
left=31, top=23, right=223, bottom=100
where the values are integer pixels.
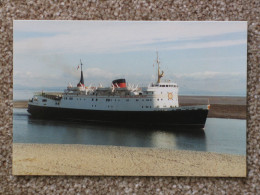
left=112, top=79, right=126, bottom=88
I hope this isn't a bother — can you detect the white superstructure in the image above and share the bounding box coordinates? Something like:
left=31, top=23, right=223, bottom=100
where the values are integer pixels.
left=29, top=53, right=181, bottom=111
left=29, top=83, right=179, bottom=112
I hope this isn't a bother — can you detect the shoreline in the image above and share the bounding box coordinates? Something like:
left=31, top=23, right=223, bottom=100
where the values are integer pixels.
left=12, top=143, right=246, bottom=176
left=13, top=96, right=246, bottom=119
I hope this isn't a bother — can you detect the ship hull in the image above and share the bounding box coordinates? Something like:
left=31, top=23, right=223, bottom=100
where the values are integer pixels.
left=28, top=104, right=209, bottom=128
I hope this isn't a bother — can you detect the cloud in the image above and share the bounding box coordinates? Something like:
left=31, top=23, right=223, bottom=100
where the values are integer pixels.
left=13, top=67, right=119, bottom=88
left=173, top=71, right=245, bottom=80
left=169, top=71, right=246, bottom=95
left=13, top=21, right=247, bottom=96
left=85, top=68, right=117, bottom=79
left=14, top=21, right=247, bottom=54
left=160, top=39, right=246, bottom=51
left=13, top=68, right=246, bottom=96
left=14, top=71, right=62, bottom=86
left=14, top=21, right=247, bottom=37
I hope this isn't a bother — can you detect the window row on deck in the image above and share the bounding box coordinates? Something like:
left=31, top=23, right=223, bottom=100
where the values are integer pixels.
left=152, top=84, right=177, bottom=87
left=42, top=97, right=175, bottom=103
left=62, top=97, right=155, bottom=102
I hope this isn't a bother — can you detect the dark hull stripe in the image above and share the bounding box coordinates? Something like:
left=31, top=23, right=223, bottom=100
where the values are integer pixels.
left=28, top=104, right=209, bottom=128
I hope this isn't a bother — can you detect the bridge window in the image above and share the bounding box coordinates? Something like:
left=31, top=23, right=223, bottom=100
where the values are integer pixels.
left=42, top=99, right=47, bottom=102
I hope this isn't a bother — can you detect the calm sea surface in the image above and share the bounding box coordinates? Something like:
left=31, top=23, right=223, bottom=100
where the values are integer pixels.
left=13, top=108, right=246, bottom=155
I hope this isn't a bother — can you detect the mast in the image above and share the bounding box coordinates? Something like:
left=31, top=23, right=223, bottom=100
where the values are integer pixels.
left=78, top=59, right=84, bottom=86
left=156, top=51, right=164, bottom=83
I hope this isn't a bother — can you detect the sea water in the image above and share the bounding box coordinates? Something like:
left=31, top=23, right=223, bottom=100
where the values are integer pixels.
left=13, top=108, right=246, bottom=155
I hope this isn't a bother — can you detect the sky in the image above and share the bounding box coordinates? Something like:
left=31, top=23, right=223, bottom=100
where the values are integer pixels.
left=13, top=20, right=247, bottom=96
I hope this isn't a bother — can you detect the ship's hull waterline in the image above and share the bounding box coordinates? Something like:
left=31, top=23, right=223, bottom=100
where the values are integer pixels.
left=28, top=104, right=209, bottom=128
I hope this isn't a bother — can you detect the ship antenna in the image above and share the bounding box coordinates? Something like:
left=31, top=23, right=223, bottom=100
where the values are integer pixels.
left=156, top=51, right=164, bottom=83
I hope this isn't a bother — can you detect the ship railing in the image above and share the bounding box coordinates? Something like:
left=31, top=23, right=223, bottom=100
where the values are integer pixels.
left=34, top=92, right=63, bottom=101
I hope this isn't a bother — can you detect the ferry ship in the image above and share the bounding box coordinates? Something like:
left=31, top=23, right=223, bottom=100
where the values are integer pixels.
left=28, top=54, right=210, bottom=128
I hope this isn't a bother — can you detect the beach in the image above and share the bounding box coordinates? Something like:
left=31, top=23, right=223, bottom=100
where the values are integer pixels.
left=12, top=143, right=246, bottom=176
left=179, top=96, right=246, bottom=119
left=13, top=100, right=28, bottom=108
left=14, top=96, right=246, bottom=119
